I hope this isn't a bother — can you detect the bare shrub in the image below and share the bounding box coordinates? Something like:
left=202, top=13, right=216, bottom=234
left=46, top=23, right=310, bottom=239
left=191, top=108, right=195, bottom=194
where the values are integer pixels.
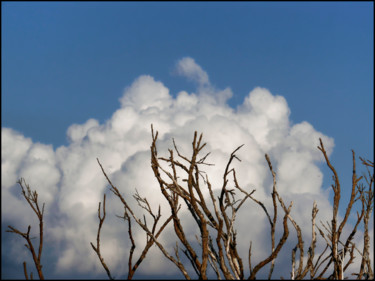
left=7, top=125, right=373, bottom=279
left=92, top=126, right=373, bottom=279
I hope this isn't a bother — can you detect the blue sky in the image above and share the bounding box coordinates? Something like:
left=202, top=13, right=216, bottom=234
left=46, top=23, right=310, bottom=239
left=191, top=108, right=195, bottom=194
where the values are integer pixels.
left=2, top=2, right=373, bottom=279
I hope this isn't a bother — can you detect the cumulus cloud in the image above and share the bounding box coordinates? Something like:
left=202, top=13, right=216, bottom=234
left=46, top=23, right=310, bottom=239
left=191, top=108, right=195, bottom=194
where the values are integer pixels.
left=175, top=57, right=210, bottom=86
left=2, top=57, right=370, bottom=279
left=175, top=57, right=233, bottom=106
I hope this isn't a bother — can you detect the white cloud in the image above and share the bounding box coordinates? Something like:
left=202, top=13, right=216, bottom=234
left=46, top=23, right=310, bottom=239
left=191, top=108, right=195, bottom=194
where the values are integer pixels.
left=1, top=128, right=33, bottom=189
left=2, top=57, right=370, bottom=279
left=67, top=118, right=100, bottom=143
left=175, top=57, right=233, bottom=106
left=175, top=57, right=210, bottom=86
left=119, top=75, right=172, bottom=111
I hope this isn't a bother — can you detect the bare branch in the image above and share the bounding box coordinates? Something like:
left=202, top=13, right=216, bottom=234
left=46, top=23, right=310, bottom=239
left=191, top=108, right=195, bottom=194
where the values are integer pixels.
left=6, top=179, right=45, bottom=280
left=90, top=194, right=114, bottom=280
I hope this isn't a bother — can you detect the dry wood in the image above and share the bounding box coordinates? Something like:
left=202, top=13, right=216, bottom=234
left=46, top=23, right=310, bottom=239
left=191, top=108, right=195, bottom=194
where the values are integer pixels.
left=8, top=127, right=373, bottom=280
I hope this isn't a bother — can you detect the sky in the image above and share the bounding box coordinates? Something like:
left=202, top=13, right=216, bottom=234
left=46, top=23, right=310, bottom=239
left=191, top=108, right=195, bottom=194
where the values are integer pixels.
left=1, top=1, right=373, bottom=279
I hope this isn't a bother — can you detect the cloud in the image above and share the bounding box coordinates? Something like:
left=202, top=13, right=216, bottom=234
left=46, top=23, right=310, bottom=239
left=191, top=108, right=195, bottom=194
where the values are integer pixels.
left=175, top=57, right=210, bottom=86
left=119, top=75, right=172, bottom=111
left=2, top=57, right=370, bottom=279
left=175, top=57, right=233, bottom=105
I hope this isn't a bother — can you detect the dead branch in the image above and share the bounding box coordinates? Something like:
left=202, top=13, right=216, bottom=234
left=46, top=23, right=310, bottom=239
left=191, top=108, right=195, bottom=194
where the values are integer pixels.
left=96, top=156, right=179, bottom=279
left=7, top=128, right=373, bottom=280
left=6, top=178, right=45, bottom=280
left=90, top=193, right=114, bottom=280
left=316, top=139, right=374, bottom=280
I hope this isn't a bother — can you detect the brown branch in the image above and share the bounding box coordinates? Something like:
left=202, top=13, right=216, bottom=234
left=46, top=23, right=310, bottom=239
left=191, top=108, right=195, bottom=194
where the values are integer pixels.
left=6, top=178, right=45, bottom=280
left=318, top=138, right=341, bottom=279
left=23, top=262, right=29, bottom=280
left=248, top=201, right=292, bottom=279
left=358, top=158, right=374, bottom=280
left=265, top=154, right=278, bottom=279
left=96, top=154, right=177, bottom=279
left=90, top=128, right=373, bottom=280
left=248, top=155, right=292, bottom=279
left=90, top=194, right=114, bottom=280
left=314, top=140, right=374, bottom=279
left=298, top=201, right=319, bottom=279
